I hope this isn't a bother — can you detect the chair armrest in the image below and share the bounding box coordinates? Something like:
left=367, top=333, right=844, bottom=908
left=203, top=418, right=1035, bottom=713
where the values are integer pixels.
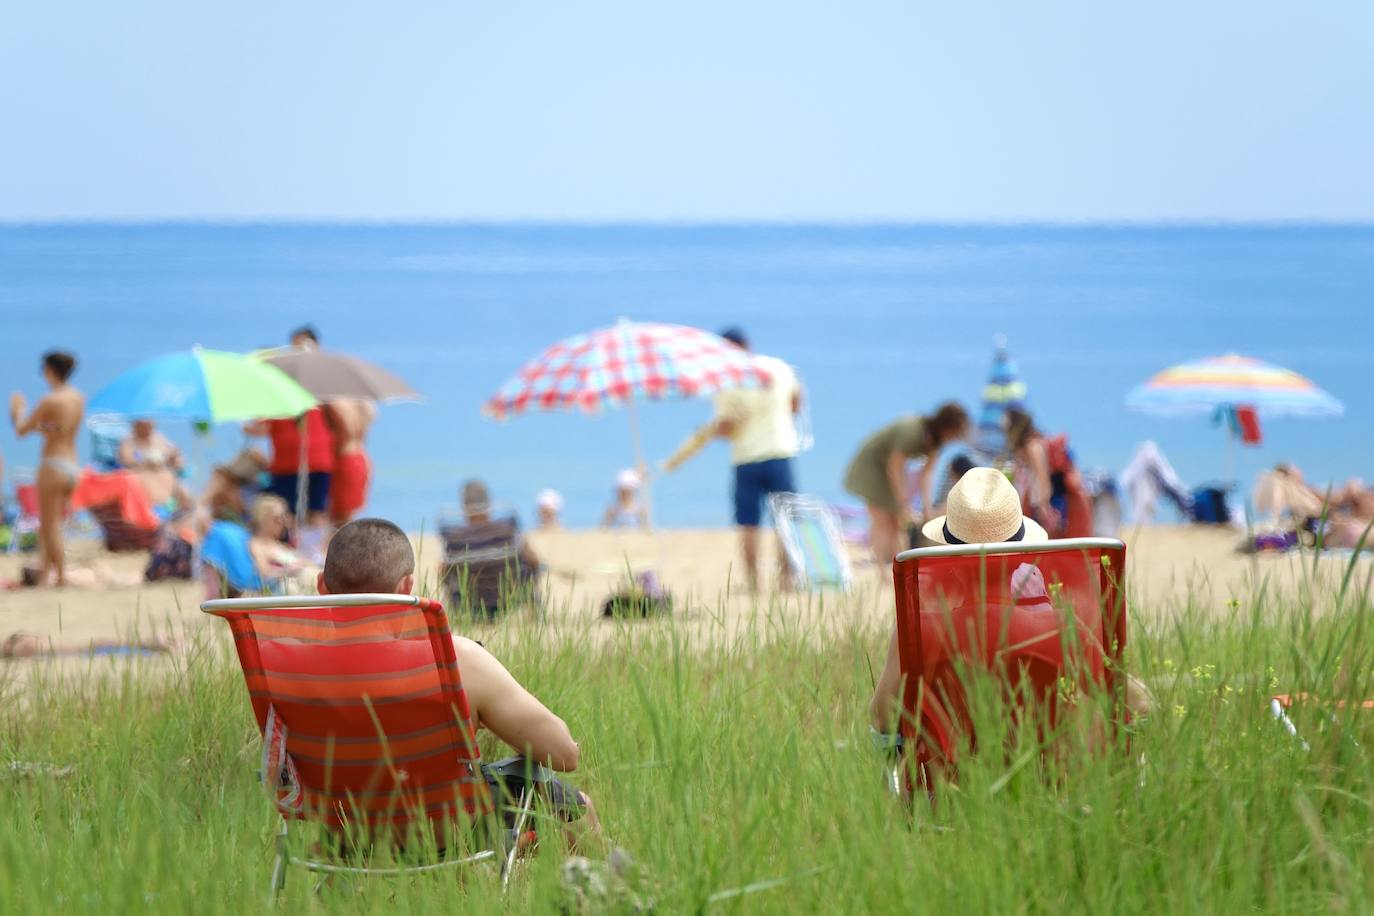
left=481, top=755, right=557, bottom=784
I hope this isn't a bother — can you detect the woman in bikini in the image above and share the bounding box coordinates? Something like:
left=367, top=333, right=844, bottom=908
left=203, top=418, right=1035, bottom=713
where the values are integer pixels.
left=9, top=351, right=85, bottom=587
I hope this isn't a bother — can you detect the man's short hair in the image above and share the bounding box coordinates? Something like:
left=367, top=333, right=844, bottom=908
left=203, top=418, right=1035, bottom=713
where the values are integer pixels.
left=323, top=518, right=415, bottom=594
left=42, top=351, right=77, bottom=382
left=462, top=479, right=492, bottom=516
left=290, top=324, right=320, bottom=344
left=718, top=326, right=749, bottom=349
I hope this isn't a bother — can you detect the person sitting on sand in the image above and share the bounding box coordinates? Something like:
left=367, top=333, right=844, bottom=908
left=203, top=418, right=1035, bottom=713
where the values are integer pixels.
left=869, top=467, right=1151, bottom=741
left=119, top=419, right=192, bottom=516
left=536, top=488, right=564, bottom=531
left=843, top=402, right=971, bottom=573
left=1254, top=463, right=1374, bottom=549
left=601, top=469, right=649, bottom=531
left=320, top=518, right=600, bottom=846
left=247, top=494, right=317, bottom=594
left=441, top=480, right=542, bottom=618
left=9, top=351, right=85, bottom=588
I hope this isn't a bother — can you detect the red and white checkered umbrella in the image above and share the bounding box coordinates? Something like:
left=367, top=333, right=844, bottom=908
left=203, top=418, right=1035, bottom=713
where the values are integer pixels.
left=483, top=320, right=770, bottom=419
left=483, top=320, right=772, bottom=531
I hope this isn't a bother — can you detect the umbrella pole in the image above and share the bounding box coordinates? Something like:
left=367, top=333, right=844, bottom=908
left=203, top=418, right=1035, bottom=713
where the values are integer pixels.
left=296, top=415, right=309, bottom=540
left=1225, top=421, right=1235, bottom=487
left=625, top=397, right=653, bottom=532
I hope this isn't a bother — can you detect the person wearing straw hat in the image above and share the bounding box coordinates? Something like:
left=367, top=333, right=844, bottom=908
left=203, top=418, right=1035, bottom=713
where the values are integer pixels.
left=869, top=467, right=1045, bottom=735
left=870, top=467, right=1150, bottom=737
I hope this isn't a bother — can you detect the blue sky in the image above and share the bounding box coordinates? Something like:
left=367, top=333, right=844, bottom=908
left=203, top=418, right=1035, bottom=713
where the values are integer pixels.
left=3, top=1, right=1372, bottom=221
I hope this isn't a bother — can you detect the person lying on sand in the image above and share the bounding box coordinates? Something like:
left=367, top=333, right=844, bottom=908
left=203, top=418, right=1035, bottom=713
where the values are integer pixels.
left=868, top=468, right=1151, bottom=744
left=2, top=631, right=176, bottom=659
left=320, top=518, right=601, bottom=850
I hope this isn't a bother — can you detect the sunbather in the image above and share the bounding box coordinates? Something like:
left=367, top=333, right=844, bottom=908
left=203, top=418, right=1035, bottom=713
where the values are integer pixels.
left=119, top=419, right=192, bottom=515
left=2, top=631, right=176, bottom=659
left=247, top=495, right=317, bottom=593
left=319, top=518, right=600, bottom=848
left=9, top=351, right=84, bottom=587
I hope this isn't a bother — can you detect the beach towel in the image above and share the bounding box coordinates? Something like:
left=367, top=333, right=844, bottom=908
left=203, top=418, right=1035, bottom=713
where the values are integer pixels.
left=770, top=493, right=853, bottom=591
left=200, top=521, right=265, bottom=595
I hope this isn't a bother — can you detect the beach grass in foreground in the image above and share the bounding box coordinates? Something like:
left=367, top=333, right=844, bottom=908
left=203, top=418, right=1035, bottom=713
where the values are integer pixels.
left=3, top=572, right=1374, bottom=914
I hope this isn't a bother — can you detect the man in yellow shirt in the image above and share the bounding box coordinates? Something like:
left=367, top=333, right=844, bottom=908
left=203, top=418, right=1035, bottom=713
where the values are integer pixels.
left=712, top=327, right=802, bottom=594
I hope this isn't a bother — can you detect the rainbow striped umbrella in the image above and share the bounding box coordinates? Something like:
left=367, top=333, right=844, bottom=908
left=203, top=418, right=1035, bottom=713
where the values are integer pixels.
left=1126, top=354, right=1343, bottom=419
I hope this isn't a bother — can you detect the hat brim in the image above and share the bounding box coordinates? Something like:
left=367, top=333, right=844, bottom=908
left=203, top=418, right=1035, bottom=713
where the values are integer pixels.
left=920, top=514, right=1050, bottom=545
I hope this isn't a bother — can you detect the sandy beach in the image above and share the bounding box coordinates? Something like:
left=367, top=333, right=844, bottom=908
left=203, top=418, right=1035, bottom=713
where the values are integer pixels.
left=0, top=527, right=1367, bottom=666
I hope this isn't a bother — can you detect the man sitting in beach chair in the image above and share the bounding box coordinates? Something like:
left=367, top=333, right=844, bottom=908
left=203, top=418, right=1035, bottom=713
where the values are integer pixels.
left=324, top=518, right=598, bottom=840
left=869, top=468, right=1150, bottom=794
left=441, top=480, right=543, bottom=619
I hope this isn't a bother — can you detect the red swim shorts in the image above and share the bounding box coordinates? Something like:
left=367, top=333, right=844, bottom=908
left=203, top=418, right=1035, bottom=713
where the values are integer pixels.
left=330, top=452, right=371, bottom=522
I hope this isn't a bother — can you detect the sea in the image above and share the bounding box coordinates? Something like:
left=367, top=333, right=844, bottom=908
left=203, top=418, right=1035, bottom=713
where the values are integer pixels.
left=2, top=223, right=1371, bottom=530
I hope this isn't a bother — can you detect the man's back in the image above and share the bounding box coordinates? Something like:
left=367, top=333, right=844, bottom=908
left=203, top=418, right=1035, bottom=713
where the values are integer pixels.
left=715, top=353, right=800, bottom=466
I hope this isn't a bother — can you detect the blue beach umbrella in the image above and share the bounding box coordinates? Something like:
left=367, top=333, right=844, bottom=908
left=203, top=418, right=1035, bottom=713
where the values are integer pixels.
left=89, top=348, right=317, bottom=423
left=973, top=334, right=1028, bottom=461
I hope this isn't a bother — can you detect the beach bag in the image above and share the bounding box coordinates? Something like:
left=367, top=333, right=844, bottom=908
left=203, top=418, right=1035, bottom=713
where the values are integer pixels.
left=145, top=529, right=194, bottom=581
left=1189, top=486, right=1232, bottom=525
left=601, top=572, right=673, bottom=619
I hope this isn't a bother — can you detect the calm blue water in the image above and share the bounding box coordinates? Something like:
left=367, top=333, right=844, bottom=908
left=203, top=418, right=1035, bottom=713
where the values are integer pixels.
left=2, top=223, right=1371, bottom=529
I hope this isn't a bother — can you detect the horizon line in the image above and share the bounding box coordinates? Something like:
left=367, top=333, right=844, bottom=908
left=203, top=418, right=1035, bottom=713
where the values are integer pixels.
left=2, top=216, right=1373, bottom=230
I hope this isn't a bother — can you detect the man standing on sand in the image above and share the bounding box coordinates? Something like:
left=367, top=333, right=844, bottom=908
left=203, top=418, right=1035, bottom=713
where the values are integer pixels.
left=10, top=351, right=85, bottom=587
left=712, top=327, right=802, bottom=594
left=325, top=398, right=376, bottom=525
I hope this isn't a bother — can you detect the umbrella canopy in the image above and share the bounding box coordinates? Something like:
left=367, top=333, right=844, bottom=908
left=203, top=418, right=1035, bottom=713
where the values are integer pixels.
left=974, top=335, right=1028, bottom=460
left=89, top=349, right=317, bottom=422
left=483, top=320, right=771, bottom=419
left=1126, top=354, right=1344, bottom=419
left=259, top=349, right=419, bottom=403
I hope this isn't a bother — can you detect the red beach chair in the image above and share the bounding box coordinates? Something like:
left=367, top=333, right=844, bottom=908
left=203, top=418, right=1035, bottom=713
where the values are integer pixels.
left=202, top=593, right=541, bottom=898
left=891, top=537, right=1129, bottom=793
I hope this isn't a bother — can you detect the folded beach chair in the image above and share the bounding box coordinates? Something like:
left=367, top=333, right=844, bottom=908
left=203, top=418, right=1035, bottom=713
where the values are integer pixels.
left=890, top=537, right=1128, bottom=794
left=202, top=593, right=544, bottom=899
left=6, top=482, right=42, bottom=554
left=440, top=517, right=539, bottom=619
left=770, top=493, right=854, bottom=591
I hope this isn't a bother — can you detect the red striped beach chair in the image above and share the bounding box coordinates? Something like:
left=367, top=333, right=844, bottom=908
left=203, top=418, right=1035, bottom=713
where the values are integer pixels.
left=891, top=538, right=1128, bottom=794
left=202, top=592, right=541, bottom=898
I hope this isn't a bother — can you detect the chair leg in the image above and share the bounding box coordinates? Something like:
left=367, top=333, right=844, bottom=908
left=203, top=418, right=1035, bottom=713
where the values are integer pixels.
left=267, top=822, right=289, bottom=903
left=500, top=786, right=535, bottom=892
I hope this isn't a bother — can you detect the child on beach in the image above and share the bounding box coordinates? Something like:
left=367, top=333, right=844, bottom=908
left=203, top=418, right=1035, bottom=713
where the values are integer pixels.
left=601, top=469, right=649, bottom=531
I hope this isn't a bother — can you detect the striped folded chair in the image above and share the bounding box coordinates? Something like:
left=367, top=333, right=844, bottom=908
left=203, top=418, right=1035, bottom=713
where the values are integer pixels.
left=202, top=592, right=542, bottom=899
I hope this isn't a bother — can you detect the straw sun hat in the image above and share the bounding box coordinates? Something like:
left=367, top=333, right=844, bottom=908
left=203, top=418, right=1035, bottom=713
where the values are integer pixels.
left=921, top=466, right=1048, bottom=545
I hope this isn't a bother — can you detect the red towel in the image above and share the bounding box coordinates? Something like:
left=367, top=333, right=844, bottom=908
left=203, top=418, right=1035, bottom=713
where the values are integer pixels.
left=71, top=470, right=160, bottom=531
left=1236, top=405, right=1263, bottom=446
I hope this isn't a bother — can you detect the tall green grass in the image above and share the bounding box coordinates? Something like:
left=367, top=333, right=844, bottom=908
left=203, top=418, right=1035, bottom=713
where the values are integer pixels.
left=3, top=569, right=1374, bottom=913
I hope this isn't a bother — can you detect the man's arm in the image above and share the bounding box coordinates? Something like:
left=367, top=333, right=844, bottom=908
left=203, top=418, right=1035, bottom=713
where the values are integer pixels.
left=455, top=637, right=580, bottom=771
left=242, top=420, right=269, bottom=437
